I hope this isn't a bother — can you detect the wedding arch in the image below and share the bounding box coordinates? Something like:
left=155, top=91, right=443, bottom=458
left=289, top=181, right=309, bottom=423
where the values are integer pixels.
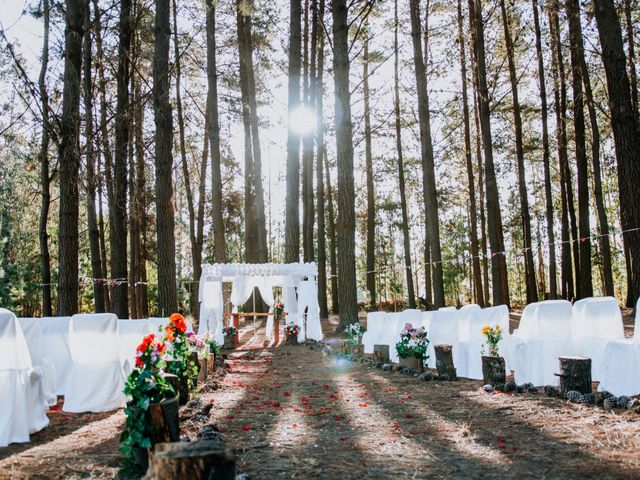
left=197, top=262, right=323, bottom=345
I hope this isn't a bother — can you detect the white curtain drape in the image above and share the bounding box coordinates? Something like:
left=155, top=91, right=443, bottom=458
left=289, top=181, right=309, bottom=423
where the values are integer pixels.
left=198, top=280, right=224, bottom=344
left=297, top=279, right=323, bottom=341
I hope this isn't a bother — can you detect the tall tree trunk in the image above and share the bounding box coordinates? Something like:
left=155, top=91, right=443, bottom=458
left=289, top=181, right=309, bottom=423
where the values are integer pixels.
left=206, top=0, right=226, bottom=263
left=409, top=0, right=445, bottom=308
left=549, top=0, right=574, bottom=300
left=285, top=0, right=302, bottom=263
left=128, top=103, right=138, bottom=320
left=332, top=0, right=358, bottom=328
left=315, top=0, right=329, bottom=318
left=38, top=0, right=52, bottom=316
left=302, top=0, right=315, bottom=263
left=499, top=0, right=537, bottom=304
left=624, top=0, right=638, bottom=118
left=82, top=0, right=105, bottom=313
left=532, top=0, right=557, bottom=299
left=458, top=0, right=483, bottom=307
left=111, top=0, right=132, bottom=318
left=593, top=0, right=640, bottom=308
left=566, top=0, right=593, bottom=299
left=363, top=22, right=377, bottom=309
left=133, top=69, right=148, bottom=317
left=577, top=27, right=614, bottom=297
left=57, top=0, right=84, bottom=315
left=154, top=0, right=178, bottom=315
left=394, top=0, right=416, bottom=309
left=325, top=151, right=339, bottom=314
left=469, top=0, right=510, bottom=306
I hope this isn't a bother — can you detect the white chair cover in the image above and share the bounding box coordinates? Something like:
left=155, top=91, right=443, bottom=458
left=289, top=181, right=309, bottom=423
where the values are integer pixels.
left=362, top=312, right=386, bottom=354
left=456, top=306, right=510, bottom=379
left=0, top=309, right=49, bottom=447
left=598, top=299, right=640, bottom=396
left=298, top=280, right=322, bottom=341
left=421, top=311, right=434, bottom=333
left=426, top=309, right=460, bottom=368
left=17, top=317, right=57, bottom=406
left=63, top=313, right=126, bottom=413
left=40, top=316, right=73, bottom=395
left=197, top=280, right=224, bottom=344
left=572, top=297, right=624, bottom=380
left=457, top=304, right=481, bottom=342
left=149, top=317, right=169, bottom=333
left=282, top=285, right=300, bottom=340
left=513, top=300, right=574, bottom=386
left=118, top=319, right=153, bottom=374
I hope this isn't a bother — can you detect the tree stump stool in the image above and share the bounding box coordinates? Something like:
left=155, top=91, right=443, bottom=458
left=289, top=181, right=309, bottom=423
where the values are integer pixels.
left=556, top=356, right=592, bottom=397
left=223, top=335, right=235, bottom=349
left=481, top=356, right=506, bottom=386
left=164, top=363, right=189, bottom=405
left=347, top=344, right=363, bottom=357
left=189, top=351, right=200, bottom=387
left=197, top=357, right=208, bottom=384
left=435, top=344, right=457, bottom=380
left=285, top=334, right=298, bottom=346
left=148, top=395, right=180, bottom=445
left=206, top=353, right=216, bottom=374
left=399, top=355, right=424, bottom=372
left=151, top=440, right=236, bottom=480
left=373, top=344, right=390, bottom=364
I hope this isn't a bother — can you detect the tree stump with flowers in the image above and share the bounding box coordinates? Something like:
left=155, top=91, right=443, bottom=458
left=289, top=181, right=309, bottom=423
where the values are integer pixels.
left=345, top=322, right=365, bottom=356
left=480, top=324, right=505, bottom=385
left=434, top=344, right=457, bottom=380
left=165, top=313, right=192, bottom=405
left=151, top=440, right=236, bottom=480
left=284, top=323, right=300, bottom=345
left=396, top=323, right=429, bottom=373
left=222, top=326, right=237, bottom=349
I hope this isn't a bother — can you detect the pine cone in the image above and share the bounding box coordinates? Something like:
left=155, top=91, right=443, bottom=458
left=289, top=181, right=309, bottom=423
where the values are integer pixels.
left=566, top=390, right=582, bottom=403
left=603, top=396, right=618, bottom=410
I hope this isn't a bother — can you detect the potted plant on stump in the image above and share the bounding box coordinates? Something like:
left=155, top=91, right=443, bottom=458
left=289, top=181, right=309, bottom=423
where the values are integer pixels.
left=395, top=323, right=429, bottom=372
left=273, top=301, right=285, bottom=344
left=164, top=313, right=194, bottom=405
left=222, top=325, right=237, bottom=349
left=481, top=324, right=505, bottom=386
left=284, top=323, right=300, bottom=345
left=204, top=333, right=220, bottom=374
left=120, top=333, right=178, bottom=474
left=345, top=323, right=365, bottom=356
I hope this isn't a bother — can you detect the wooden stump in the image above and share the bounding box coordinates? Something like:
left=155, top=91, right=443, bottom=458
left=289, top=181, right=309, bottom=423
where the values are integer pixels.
left=164, top=362, right=189, bottom=405
left=347, top=344, right=364, bottom=357
left=399, top=355, right=424, bottom=372
left=189, top=351, right=200, bottom=387
left=148, top=395, right=180, bottom=446
left=285, top=334, right=298, bottom=346
left=198, top=357, right=208, bottom=384
left=373, top=344, right=390, bottom=364
left=434, top=344, right=457, bottom=380
left=151, top=440, right=235, bottom=480
left=223, top=335, right=235, bottom=349
left=481, top=356, right=506, bottom=386
left=274, top=317, right=280, bottom=345
left=556, top=356, right=592, bottom=397
left=232, top=314, right=240, bottom=347
left=206, top=353, right=215, bottom=374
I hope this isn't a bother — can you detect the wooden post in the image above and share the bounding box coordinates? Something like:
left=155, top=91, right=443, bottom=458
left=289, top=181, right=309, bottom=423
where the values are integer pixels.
left=148, top=395, right=180, bottom=445
left=434, top=344, right=457, bottom=380
left=481, top=356, right=506, bottom=386
left=373, top=344, right=390, bottom=363
left=206, top=353, right=215, bottom=373
left=232, top=313, right=239, bottom=347
left=556, top=356, right=592, bottom=397
left=151, top=440, right=236, bottom=480
left=274, top=315, right=280, bottom=346
left=198, top=357, right=208, bottom=384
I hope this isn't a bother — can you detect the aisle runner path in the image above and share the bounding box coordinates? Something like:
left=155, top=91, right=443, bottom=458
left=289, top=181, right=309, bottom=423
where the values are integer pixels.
left=201, top=341, right=640, bottom=479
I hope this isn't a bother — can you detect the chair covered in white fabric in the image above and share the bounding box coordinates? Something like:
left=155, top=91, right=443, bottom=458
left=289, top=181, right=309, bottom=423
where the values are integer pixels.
left=572, top=297, right=624, bottom=380
left=149, top=317, right=169, bottom=334
left=197, top=279, right=224, bottom=344
left=457, top=304, right=481, bottom=343
left=513, top=300, right=574, bottom=386
left=0, top=309, right=49, bottom=447
left=378, top=313, right=405, bottom=363
left=17, top=317, right=57, bottom=406
left=118, top=319, right=153, bottom=374
left=456, top=306, right=510, bottom=379
left=421, top=311, right=434, bottom=333
left=598, top=299, right=640, bottom=396
left=40, top=316, right=72, bottom=395
left=63, top=313, right=126, bottom=413
left=298, top=280, right=323, bottom=341
left=362, top=311, right=386, bottom=354
left=426, top=309, right=460, bottom=368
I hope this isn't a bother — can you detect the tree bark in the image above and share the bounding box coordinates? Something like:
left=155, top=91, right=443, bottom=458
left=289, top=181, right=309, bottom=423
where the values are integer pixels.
left=434, top=344, right=457, bottom=380
left=38, top=0, right=52, bottom=316
left=325, top=151, right=339, bottom=314
left=206, top=0, right=226, bottom=263
left=548, top=0, right=574, bottom=300
left=394, top=0, right=416, bottom=310
left=133, top=71, right=148, bottom=318
left=285, top=0, right=302, bottom=263
left=557, top=356, right=592, bottom=397
left=624, top=0, right=638, bottom=119
left=57, top=0, right=85, bottom=316
left=302, top=0, right=315, bottom=263
left=111, top=0, right=133, bottom=318
left=332, top=0, right=358, bottom=329
left=151, top=441, right=236, bottom=480
left=499, top=0, right=537, bottom=304
left=409, top=0, right=445, bottom=308
left=458, top=0, right=483, bottom=307
left=566, top=0, right=593, bottom=299
left=469, top=0, right=510, bottom=307
left=594, top=0, right=640, bottom=308
left=314, top=0, right=329, bottom=319
left=154, top=0, right=178, bottom=315
left=363, top=22, right=377, bottom=309
left=532, top=0, right=557, bottom=299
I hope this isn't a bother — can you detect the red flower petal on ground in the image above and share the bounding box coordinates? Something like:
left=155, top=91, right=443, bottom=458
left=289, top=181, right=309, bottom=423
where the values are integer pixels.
left=509, top=447, right=518, bottom=452
left=292, top=424, right=298, bottom=428
left=406, top=395, right=412, bottom=399
left=496, top=437, right=505, bottom=443
left=498, top=444, right=506, bottom=449
left=242, top=426, right=251, bottom=431
left=227, top=415, right=235, bottom=420
left=339, top=437, right=346, bottom=441
left=405, top=415, right=413, bottom=419
left=335, top=416, right=341, bottom=421
left=283, top=392, right=291, bottom=396
left=323, top=385, right=329, bottom=389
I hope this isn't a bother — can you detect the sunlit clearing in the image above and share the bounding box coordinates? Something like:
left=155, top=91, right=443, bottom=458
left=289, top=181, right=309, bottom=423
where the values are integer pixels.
left=289, top=106, right=316, bottom=135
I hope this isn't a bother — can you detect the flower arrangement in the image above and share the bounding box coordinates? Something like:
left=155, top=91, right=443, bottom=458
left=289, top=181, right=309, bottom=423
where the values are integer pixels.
left=222, top=325, right=238, bottom=336
left=120, top=333, right=175, bottom=468
left=164, top=313, right=197, bottom=390
left=345, top=322, right=365, bottom=345
left=395, top=323, right=429, bottom=359
left=274, top=301, right=285, bottom=320
left=481, top=324, right=502, bottom=357
left=186, top=331, right=208, bottom=359
left=203, top=332, right=220, bottom=356
left=284, top=323, right=300, bottom=337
